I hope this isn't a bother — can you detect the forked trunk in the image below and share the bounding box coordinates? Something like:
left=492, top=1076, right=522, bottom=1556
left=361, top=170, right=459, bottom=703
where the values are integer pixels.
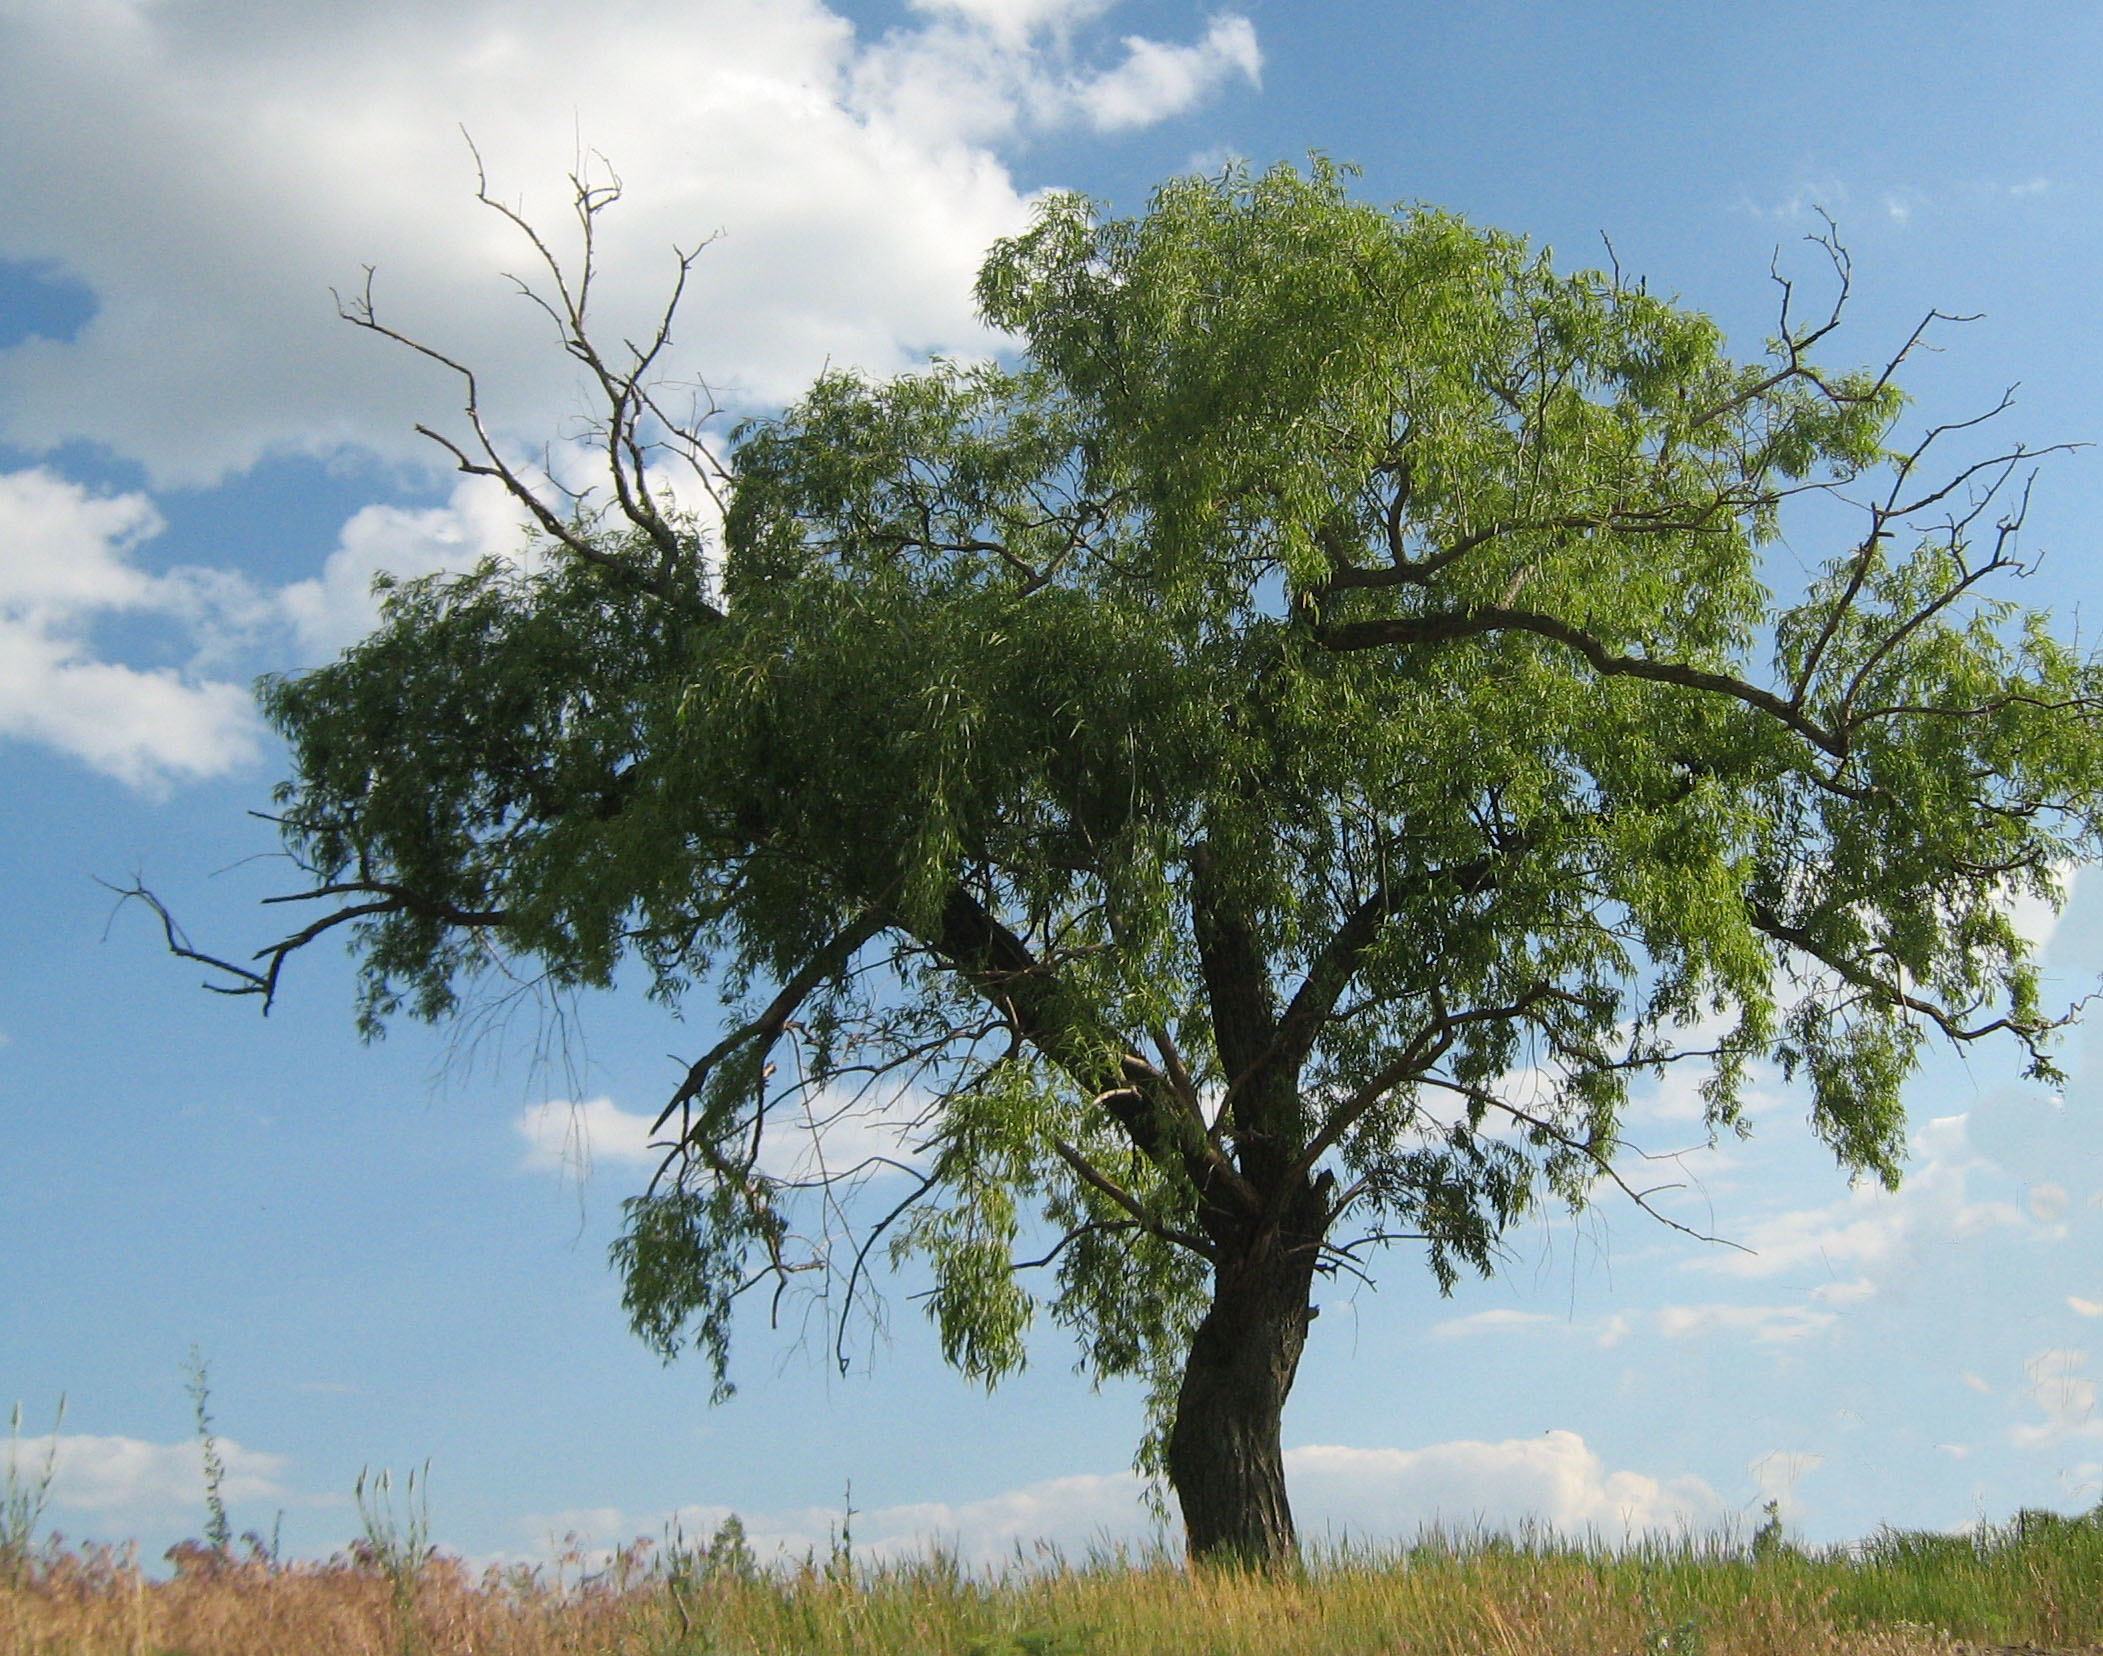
left=1166, top=1227, right=1319, bottom=1565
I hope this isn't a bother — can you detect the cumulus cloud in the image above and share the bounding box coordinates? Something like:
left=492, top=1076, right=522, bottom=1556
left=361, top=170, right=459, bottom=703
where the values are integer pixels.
left=21, top=1432, right=288, bottom=1519
left=0, top=463, right=553, bottom=780
left=835, top=1471, right=1153, bottom=1564
left=2008, top=868, right=2077, bottom=958
left=908, top=0, right=1114, bottom=47
left=0, top=467, right=265, bottom=787
left=1071, top=16, right=1261, bottom=132
left=855, top=2, right=1256, bottom=145
left=0, top=0, right=1258, bottom=488
left=277, top=474, right=533, bottom=659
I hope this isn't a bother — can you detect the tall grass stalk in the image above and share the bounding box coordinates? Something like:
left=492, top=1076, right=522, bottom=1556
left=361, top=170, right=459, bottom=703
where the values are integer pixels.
left=355, top=1461, right=433, bottom=1656
left=2, top=1395, right=64, bottom=1589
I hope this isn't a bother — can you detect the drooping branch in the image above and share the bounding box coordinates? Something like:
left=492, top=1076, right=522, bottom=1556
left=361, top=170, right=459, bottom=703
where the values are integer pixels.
left=1444, top=1081, right=1754, bottom=1254
left=1747, top=900, right=2089, bottom=1072
left=834, top=1163, right=945, bottom=1375
left=648, top=909, right=886, bottom=1140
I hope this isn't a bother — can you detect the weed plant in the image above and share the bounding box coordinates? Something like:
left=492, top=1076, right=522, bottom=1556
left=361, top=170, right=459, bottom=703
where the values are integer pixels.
left=352, top=1463, right=434, bottom=1656
left=4, top=1502, right=2103, bottom=1656
left=1, top=1398, right=63, bottom=1591
left=182, top=1350, right=232, bottom=1562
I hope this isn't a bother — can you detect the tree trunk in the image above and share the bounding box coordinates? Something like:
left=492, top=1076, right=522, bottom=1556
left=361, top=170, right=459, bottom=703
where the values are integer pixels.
left=1166, top=1224, right=1320, bottom=1565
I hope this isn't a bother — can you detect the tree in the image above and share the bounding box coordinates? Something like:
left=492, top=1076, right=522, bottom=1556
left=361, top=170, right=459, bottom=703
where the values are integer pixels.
left=136, top=159, right=2103, bottom=1565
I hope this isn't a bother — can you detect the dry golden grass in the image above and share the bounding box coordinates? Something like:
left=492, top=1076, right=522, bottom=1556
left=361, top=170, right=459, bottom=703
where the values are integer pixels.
left=4, top=1517, right=2101, bottom=1656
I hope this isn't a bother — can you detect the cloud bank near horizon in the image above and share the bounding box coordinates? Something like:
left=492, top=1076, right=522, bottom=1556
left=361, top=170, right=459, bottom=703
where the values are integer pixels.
left=515, top=1429, right=1724, bottom=1571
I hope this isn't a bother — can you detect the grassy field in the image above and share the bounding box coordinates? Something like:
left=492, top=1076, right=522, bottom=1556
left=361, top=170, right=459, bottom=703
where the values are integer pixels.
left=4, top=1505, right=2102, bottom=1656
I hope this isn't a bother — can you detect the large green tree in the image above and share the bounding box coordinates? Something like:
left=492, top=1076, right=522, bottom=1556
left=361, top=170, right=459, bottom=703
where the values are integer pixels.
left=147, top=161, right=2103, bottom=1563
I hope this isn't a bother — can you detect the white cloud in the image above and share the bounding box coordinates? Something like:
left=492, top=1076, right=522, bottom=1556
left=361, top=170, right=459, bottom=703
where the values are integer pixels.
left=1699, top=1113, right=2032, bottom=1282
left=1808, top=1277, right=1877, bottom=1307
left=0, top=463, right=552, bottom=779
left=908, top=0, right=1114, bottom=46
left=2029, top=1182, right=2070, bottom=1223
left=834, top=1471, right=1152, bottom=1563
left=515, top=1083, right=930, bottom=1184
left=21, top=1432, right=288, bottom=1519
left=1430, top=1308, right=1558, bottom=1339
left=277, top=474, right=532, bottom=659
left=1656, top=1303, right=1837, bottom=1344
left=2071, top=1297, right=2103, bottom=1319
left=2012, top=1348, right=2099, bottom=1449
left=2008, top=867, right=2076, bottom=958
left=516, top=1095, right=661, bottom=1176
left=1736, top=179, right=1852, bottom=226
left=1071, top=16, right=1262, bottom=132
left=0, top=0, right=1258, bottom=488
left=0, top=467, right=264, bottom=787
left=854, top=4, right=1256, bottom=145
left=0, top=2, right=1263, bottom=777
left=1962, top=1371, right=1993, bottom=1395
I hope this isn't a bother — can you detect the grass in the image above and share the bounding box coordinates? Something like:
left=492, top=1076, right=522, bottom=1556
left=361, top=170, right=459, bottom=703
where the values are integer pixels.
left=4, top=1505, right=2103, bottom=1656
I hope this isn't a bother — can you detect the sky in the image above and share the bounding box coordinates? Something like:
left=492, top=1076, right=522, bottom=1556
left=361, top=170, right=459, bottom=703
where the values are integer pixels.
left=5, top=0, right=2103, bottom=1574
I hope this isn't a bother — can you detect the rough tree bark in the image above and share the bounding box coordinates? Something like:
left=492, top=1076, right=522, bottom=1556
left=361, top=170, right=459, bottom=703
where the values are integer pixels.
left=1167, top=1177, right=1328, bottom=1563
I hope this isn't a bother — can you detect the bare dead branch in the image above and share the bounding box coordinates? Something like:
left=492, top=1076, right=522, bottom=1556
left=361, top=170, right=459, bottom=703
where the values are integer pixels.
left=335, top=132, right=732, bottom=613
left=103, top=878, right=506, bottom=1016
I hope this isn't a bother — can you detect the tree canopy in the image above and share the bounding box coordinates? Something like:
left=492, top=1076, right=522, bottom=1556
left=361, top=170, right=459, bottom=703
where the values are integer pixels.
left=147, top=159, right=2103, bottom=1562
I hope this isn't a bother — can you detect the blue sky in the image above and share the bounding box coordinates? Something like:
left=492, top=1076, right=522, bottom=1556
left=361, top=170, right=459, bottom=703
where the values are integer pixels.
left=4, top=0, right=2103, bottom=1571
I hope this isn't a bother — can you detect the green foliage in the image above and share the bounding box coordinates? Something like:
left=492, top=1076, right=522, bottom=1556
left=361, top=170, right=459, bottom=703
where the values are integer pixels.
left=235, top=159, right=2103, bottom=1497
